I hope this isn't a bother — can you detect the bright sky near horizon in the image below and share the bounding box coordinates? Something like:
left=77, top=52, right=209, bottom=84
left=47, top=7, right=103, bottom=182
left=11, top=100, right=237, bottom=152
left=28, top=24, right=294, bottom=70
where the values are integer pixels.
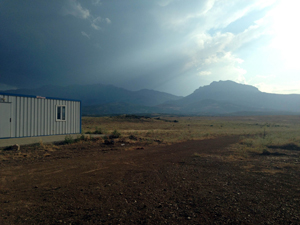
left=0, top=0, right=299, bottom=96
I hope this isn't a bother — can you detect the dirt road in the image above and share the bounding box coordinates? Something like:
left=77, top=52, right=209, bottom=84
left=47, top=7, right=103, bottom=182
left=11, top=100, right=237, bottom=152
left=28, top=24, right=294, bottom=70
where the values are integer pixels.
left=1, top=136, right=300, bottom=224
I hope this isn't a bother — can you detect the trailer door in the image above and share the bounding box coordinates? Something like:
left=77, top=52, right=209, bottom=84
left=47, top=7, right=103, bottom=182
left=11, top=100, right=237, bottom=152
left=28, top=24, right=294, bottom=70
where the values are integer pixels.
left=0, top=103, right=11, bottom=138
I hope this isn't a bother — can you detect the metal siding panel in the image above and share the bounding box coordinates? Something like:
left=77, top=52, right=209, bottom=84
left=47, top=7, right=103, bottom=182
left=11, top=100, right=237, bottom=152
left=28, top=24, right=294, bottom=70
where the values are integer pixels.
left=52, top=100, right=55, bottom=135
left=55, top=100, right=58, bottom=134
left=31, top=98, right=35, bottom=136
left=15, top=97, right=18, bottom=137
left=49, top=100, right=54, bottom=134
left=45, top=99, right=48, bottom=135
left=75, top=102, right=78, bottom=133
left=69, top=102, right=72, bottom=133
left=20, top=97, right=24, bottom=137
left=52, top=100, right=55, bottom=134
left=75, top=102, right=80, bottom=133
left=34, top=98, right=38, bottom=136
left=18, top=97, right=20, bottom=137
left=0, top=96, right=80, bottom=137
left=16, top=97, right=19, bottom=137
left=74, top=102, right=77, bottom=133
left=27, top=98, right=30, bottom=136
left=71, top=102, right=74, bottom=133
left=63, top=101, right=67, bottom=134
left=60, top=100, right=63, bottom=134
left=70, top=101, right=73, bottom=133
left=61, top=101, right=64, bottom=134
left=39, top=99, right=42, bottom=136
left=72, top=102, right=76, bottom=133
left=0, top=95, right=83, bottom=137
left=49, top=100, right=52, bottom=135
left=41, top=99, right=45, bottom=136
left=47, top=99, right=49, bottom=135
left=19, top=96, right=22, bottom=137
left=10, top=96, right=16, bottom=137
left=23, top=98, right=27, bottom=137
left=0, top=103, right=11, bottom=138
left=26, top=97, right=29, bottom=137
left=38, top=99, right=41, bottom=136
left=77, top=102, right=81, bottom=133
left=22, top=97, right=26, bottom=136
left=37, top=99, right=39, bottom=136
left=58, top=100, right=61, bottom=134
left=66, top=101, right=70, bottom=133
left=54, top=100, right=58, bottom=134
left=73, top=102, right=75, bottom=133
left=44, top=99, right=47, bottom=135
left=47, top=100, right=51, bottom=135
left=41, top=99, right=44, bottom=136
left=59, top=101, right=62, bottom=134
left=43, top=99, right=46, bottom=135
left=28, top=98, right=32, bottom=136
left=74, top=102, right=78, bottom=133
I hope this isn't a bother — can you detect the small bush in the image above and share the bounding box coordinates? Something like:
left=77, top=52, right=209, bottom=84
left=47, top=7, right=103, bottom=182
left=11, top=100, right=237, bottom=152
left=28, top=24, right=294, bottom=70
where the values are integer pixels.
left=109, top=130, right=121, bottom=139
left=64, top=135, right=75, bottom=144
left=129, top=135, right=138, bottom=141
left=104, top=139, right=114, bottom=145
left=76, top=134, right=86, bottom=142
left=261, top=149, right=271, bottom=155
left=94, top=127, right=103, bottom=134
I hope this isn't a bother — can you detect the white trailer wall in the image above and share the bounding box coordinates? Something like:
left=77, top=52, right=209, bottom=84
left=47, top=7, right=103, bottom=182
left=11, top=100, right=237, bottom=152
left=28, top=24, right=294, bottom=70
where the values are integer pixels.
left=0, top=94, right=81, bottom=138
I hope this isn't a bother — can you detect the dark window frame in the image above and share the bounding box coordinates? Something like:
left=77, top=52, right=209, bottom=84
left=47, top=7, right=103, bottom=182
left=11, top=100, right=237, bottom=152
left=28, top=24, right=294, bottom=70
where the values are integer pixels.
left=56, top=105, right=66, bottom=121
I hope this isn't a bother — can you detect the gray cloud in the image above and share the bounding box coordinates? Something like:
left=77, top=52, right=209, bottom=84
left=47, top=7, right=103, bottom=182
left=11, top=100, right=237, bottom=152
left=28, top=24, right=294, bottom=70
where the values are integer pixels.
left=61, top=0, right=90, bottom=19
left=1, top=0, right=295, bottom=96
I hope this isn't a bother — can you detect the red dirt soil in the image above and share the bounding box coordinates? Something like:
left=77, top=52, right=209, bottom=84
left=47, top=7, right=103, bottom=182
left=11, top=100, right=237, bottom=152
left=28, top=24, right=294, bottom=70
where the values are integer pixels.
left=1, top=136, right=300, bottom=224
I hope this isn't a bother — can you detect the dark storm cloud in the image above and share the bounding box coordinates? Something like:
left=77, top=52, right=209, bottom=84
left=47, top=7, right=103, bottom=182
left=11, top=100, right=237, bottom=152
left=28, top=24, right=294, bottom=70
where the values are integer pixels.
left=0, top=0, right=187, bottom=90
left=1, top=0, right=291, bottom=95
left=0, top=0, right=89, bottom=87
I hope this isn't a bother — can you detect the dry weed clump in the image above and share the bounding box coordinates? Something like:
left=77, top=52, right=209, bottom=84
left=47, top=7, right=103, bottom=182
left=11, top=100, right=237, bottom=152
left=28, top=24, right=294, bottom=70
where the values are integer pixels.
left=0, top=140, right=63, bottom=162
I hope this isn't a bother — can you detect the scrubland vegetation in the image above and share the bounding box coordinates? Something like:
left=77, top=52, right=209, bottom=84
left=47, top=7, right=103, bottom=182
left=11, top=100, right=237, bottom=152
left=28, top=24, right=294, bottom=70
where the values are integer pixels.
left=82, top=115, right=300, bottom=156
left=1, top=115, right=299, bottom=163
left=1, top=115, right=300, bottom=224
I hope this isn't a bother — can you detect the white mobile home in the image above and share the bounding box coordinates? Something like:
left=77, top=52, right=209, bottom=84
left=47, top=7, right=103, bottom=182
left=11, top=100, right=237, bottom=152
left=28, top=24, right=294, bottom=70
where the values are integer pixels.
left=0, top=92, right=81, bottom=139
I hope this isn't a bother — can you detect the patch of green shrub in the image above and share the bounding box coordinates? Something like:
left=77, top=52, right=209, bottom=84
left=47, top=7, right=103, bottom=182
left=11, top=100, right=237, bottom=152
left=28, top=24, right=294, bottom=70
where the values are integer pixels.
left=109, top=130, right=121, bottom=139
left=64, top=135, right=75, bottom=144
left=94, top=127, right=103, bottom=134
left=76, top=134, right=86, bottom=141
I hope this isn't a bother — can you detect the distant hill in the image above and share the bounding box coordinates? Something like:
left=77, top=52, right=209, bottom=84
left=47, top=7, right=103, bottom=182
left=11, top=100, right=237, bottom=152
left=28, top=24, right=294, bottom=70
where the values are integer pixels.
left=4, top=84, right=183, bottom=107
left=4, top=81, right=300, bottom=115
left=160, top=80, right=300, bottom=115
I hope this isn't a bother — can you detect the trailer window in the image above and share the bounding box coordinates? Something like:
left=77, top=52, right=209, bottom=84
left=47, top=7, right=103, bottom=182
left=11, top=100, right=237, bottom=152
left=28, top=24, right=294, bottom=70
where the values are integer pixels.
left=56, top=105, right=66, bottom=121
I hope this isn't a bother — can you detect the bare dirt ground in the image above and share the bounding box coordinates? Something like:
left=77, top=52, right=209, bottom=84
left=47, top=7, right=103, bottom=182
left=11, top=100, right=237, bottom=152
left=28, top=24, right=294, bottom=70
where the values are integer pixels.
left=1, top=136, right=300, bottom=224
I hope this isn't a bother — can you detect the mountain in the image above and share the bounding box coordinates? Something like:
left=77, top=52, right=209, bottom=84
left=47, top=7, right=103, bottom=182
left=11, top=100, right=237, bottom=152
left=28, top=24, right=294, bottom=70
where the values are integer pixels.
left=4, top=84, right=183, bottom=107
left=3, top=81, right=300, bottom=115
left=160, top=80, right=300, bottom=115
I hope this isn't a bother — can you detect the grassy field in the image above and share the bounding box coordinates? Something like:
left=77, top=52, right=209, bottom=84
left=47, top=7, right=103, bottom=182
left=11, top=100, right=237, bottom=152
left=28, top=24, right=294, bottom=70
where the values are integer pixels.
left=1, top=115, right=299, bottom=163
left=1, top=115, right=300, bottom=224
left=82, top=115, right=300, bottom=153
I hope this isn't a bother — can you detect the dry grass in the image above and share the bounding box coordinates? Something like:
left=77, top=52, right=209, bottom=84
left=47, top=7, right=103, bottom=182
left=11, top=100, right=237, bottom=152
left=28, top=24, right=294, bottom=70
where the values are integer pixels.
left=0, top=140, right=62, bottom=161
left=82, top=115, right=300, bottom=147
left=2, top=115, right=300, bottom=164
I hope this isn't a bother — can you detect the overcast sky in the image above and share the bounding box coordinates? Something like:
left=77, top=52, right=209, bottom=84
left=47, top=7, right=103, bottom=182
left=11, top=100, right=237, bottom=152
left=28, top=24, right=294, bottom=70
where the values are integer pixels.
left=0, top=0, right=299, bottom=96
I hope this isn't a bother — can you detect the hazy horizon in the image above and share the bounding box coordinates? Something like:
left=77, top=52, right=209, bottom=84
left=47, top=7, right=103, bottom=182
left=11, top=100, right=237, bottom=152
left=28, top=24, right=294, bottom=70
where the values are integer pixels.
left=1, top=0, right=299, bottom=96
